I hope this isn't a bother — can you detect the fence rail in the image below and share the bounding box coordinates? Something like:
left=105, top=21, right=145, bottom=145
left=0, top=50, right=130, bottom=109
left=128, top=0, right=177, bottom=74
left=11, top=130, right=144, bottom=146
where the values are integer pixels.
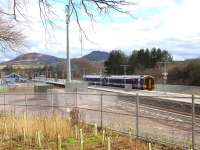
left=0, top=91, right=199, bottom=149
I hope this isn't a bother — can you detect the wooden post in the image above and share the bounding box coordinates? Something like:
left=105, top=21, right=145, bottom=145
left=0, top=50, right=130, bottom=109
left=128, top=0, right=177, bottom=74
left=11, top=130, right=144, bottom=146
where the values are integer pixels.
left=148, top=142, right=152, bottom=150
left=57, top=134, right=62, bottom=150
left=94, top=123, right=98, bottom=136
left=37, top=131, right=42, bottom=148
left=75, top=125, right=78, bottom=139
left=102, top=130, right=105, bottom=144
left=107, top=137, right=111, bottom=150
left=80, top=129, right=83, bottom=150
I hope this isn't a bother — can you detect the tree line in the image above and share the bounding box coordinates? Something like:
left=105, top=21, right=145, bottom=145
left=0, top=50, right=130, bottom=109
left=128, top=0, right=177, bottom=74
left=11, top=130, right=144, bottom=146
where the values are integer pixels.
left=168, top=59, right=200, bottom=86
left=104, top=48, right=173, bottom=75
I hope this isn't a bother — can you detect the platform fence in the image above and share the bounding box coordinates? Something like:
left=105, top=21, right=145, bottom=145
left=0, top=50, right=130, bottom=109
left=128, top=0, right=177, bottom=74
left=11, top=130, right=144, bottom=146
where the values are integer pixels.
left=0, top=91, right=199, bottom=149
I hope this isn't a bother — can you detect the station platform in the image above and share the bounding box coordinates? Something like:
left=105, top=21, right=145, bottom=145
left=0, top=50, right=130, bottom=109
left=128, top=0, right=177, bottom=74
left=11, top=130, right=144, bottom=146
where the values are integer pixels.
left=88, top=86, right=200, bottom=104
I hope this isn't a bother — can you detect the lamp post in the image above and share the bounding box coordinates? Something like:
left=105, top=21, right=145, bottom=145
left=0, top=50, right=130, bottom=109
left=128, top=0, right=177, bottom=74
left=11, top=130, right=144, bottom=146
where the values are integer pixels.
left=65, top=4, right=71, bottom=86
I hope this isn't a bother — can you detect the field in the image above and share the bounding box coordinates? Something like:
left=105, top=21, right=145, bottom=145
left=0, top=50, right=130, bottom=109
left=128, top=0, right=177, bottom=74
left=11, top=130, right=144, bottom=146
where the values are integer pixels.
left=0, top=113, right=183, bottom=150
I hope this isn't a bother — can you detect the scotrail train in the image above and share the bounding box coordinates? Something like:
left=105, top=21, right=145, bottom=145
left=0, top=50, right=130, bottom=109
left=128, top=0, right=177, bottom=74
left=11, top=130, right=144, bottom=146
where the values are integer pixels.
left=83, top=75, right=155, bottom=91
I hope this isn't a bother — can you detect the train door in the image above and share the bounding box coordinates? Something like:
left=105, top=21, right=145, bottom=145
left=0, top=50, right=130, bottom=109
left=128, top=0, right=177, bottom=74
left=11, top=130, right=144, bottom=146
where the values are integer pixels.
left=132, top=79, right=138, bottom=89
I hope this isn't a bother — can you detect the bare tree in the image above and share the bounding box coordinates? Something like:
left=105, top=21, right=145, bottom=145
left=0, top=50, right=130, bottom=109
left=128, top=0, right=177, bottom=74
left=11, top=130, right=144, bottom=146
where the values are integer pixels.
left=0, top=17, right=25, bottom=52
left=0, top=0, right=132, bottom=52
left=0, top=0, right=132, bottom=37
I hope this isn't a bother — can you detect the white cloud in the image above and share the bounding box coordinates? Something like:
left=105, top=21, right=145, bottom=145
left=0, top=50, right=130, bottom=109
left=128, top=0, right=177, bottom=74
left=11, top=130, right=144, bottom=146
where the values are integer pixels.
left=1, top=0, right=200, bottom=61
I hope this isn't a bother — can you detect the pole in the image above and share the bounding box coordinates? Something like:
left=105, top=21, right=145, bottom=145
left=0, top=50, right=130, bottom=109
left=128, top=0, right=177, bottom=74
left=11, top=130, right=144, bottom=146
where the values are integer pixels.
left=136, top=93, right=139, bottom=138
left=192, top=95, right=195, bottom=150
left=4, top=93, right=5, bottom=115
left=65, top=4, right=71, bottom=87
left=100, top=94, right=103, bottom=129
left=51, top=92, right=54, bottom=114
left=163, top=62, right=167, bottom=94
left=25, top=94, right=27, bottom=118
left=75, top=88, right=78, bottom=107
left=158, top=62, right=170, bottom=94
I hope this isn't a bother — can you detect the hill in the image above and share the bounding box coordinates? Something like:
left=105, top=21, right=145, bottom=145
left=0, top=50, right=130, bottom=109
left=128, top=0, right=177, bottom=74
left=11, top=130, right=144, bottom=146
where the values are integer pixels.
left=1, top=53, right=63, bottom=65
left=0, top=52, right=104, bottom=78
left=82, top=51, right=109, bottom=62
left=0, top=51, right=109, bottom=66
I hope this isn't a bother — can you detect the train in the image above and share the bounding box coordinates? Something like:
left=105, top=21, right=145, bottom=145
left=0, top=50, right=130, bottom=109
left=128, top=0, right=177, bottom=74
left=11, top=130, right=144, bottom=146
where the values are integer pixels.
left=83, top=75, right=155, bottom=91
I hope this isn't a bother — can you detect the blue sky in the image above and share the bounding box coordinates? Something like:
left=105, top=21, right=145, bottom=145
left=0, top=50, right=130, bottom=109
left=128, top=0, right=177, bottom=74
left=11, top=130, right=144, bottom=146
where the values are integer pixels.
left=0, top=0, right=200, bottom=62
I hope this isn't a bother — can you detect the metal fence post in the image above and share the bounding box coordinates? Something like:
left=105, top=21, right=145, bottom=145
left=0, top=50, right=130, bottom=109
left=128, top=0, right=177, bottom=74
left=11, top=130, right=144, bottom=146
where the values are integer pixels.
left=136, top=93, right=139, bottom=138
left=192, top=95, right=195, bottom=150
left=13, top=104, right=16, bottom=116
left=100, top=93, right=103, bottom=129
left=51, top=92, right=54, bottom=114
left=75, top=88, right=78, bottom=108
left=25, top=94, right=27, bottom=118
left=3, top=93, right=6, bottom=115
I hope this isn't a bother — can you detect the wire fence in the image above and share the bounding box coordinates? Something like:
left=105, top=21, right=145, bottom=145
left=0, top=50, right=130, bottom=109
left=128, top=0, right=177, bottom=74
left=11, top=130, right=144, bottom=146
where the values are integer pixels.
left=0, top=91, right=199, bottom=149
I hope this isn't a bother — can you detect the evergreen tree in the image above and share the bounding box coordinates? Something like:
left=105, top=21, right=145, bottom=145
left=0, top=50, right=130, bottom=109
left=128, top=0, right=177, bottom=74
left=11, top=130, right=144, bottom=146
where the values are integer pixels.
left=104, top=50, right=127, bottom=75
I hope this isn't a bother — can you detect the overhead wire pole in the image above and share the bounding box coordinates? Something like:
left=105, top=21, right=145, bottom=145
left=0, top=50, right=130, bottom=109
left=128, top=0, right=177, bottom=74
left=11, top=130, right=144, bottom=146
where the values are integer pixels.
left=65, top=4, right=71, bottom=86
left=158, top=62, right=171, bottom=94
left=79, top=31, right=85, bottom=79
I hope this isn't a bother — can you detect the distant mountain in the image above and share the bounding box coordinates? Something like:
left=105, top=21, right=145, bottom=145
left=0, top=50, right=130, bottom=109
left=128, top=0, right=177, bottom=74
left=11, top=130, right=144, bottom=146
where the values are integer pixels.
left=1, top=53, right=63, bottom=65
left=82, top=51, right=109, bottom=62
left=0, top=51, right=109, bottom=68
left=0, top=51, right=109, bottom=66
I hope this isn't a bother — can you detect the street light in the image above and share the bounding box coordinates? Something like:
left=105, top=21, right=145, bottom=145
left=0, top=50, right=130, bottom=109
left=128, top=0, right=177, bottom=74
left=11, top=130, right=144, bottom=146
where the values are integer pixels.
left=65, top=4, right=71, bottom=85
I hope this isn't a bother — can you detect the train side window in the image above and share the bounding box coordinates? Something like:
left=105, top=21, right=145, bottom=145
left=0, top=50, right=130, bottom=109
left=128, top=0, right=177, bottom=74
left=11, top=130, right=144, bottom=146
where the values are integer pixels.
left=126, top=79, right=132, bottom=84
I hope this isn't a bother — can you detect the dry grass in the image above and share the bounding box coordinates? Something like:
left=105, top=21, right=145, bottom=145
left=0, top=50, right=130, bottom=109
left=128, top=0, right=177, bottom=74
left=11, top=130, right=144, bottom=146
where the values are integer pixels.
left=0, top=113, right=183, bottom=150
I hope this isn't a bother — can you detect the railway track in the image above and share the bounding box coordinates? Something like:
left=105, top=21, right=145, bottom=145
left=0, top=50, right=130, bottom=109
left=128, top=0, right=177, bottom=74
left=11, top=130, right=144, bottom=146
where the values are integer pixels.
left=117, top=96, right=200, bottom=119
left=113, top=98, right=200, bottom=131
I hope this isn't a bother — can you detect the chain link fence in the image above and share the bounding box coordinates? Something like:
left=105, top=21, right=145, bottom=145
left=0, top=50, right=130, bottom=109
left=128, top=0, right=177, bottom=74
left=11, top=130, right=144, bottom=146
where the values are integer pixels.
left=0, top=91, right=199, bottom=149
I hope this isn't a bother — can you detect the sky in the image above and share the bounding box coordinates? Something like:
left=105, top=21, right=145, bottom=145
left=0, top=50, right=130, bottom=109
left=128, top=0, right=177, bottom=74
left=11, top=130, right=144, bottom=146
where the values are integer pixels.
left=0, top=0, right=200, bottom=61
